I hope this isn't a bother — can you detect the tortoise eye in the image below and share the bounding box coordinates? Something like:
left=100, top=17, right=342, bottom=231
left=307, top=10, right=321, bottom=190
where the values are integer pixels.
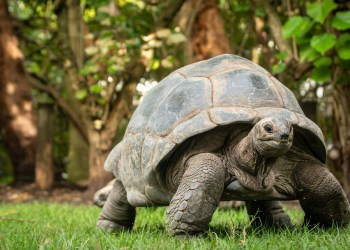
left=264, top=124, right=273, bottom=133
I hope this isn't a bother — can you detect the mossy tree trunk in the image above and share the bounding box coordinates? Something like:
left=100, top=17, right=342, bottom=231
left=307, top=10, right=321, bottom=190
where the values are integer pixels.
left=35, top=103, right=54, bottom=190
left=61, top=0, right=90, bottom=184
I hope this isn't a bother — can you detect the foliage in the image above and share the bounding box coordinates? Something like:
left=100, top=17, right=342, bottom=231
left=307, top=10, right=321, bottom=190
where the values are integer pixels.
left=1, top=203, right=350, bottom=249
left=10, top=0, right=185, bottom=108
left=282, top=0, right=350, bottom=83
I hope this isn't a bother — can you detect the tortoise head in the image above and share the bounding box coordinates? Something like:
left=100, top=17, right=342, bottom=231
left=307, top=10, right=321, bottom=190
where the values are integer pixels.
left=252, top=117, right=293, bottom=157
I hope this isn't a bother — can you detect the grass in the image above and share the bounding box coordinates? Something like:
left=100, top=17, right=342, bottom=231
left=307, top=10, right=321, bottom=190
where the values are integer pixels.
left=0, top=202, right=350, bottom=250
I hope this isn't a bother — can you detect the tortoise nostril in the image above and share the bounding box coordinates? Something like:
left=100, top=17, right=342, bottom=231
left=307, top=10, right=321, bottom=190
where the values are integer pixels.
left=280, top=133, right=289, bottom=140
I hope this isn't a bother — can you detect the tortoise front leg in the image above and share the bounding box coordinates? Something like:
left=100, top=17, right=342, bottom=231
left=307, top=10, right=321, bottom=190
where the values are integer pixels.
left=96, top=180, right=136, bottom=232
left=166, top=153, right=226, bottom=235
left=245, top=200, right=291, bottom=227
left=293, top=163, right=350, bottom=227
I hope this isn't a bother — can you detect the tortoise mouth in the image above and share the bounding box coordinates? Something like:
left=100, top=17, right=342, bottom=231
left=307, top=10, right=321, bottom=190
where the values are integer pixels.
left=258, top=138, right=292, bottom=147
left=262, top=139, right=292, bottom=146
left=256, top=139, right=292, bottom=157
left=258, top=137, right=292, bottom=143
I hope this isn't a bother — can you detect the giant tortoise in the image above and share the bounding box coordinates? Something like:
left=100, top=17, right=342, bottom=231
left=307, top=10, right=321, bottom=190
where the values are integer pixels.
left=97, top=54, right=350, bottom=235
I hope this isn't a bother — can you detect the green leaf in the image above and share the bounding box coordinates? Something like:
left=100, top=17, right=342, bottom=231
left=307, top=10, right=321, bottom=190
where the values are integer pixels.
left=310, top=33, right=336, bottom=54
left=336, top=34, right=350, bottom=60
left=300, top=46, right=320, bottom=62
left=166, top=33, right=186, bottom=44
left=80, top=61, right=99, bottom=76
left=75, top=89, right=87, bottom=100
left=282, top=16, right=311, bottom=38
left=89, top=85, right=103, bottom=94
left=97, top=97, right=107, bottom=105
left=272, top=63, right=286, bottom=74
left=107, top=64, right=124, bottom=74
left=314, top=57, right=332, bottom=67
left=254, top=7, right=266, bottom=18
left=311, top=66, right=331, bottom=82
left=275, top=52, right=289, bottom=60
left=306, top=0, right=337, bottom=24
left=151, top=59, right=160, bottom=70
left=155, top=28, right=171, bottom=38
left=85, top=46, right=99, bottom=56
left=26, top=61, right=41, bottom=74
left=332, top=11, right=350, bottom=30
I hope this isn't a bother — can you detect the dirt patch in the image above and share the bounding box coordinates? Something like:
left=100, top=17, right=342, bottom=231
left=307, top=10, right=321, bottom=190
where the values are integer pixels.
left=0, top=182, right=92, bottom=204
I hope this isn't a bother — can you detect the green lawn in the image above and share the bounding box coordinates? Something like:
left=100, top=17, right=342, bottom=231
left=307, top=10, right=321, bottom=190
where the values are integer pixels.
left=0, top=202, right=349, bottom=249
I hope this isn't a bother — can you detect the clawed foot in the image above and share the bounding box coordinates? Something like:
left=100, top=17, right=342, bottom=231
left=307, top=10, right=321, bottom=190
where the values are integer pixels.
left=96, top=219, right=132, bottom=233
left=251, top=213, right=292, bottom=228
left=269, top=213, right=292, bottom=227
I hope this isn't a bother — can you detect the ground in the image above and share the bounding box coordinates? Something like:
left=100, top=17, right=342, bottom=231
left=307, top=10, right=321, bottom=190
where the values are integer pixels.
left=0, top=182, right=90, bottom=204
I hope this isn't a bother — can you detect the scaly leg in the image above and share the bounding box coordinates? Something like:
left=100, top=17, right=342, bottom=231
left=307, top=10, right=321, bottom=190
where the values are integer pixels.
left=293, top=163, right=350, bottom=227
left=96, top=180, right=136, bottom=232
left=166, top=153, right=226, bottom=235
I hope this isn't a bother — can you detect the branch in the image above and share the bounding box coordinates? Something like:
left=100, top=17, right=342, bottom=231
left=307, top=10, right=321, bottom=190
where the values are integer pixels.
left=29, top=74, right=89, bottom=144
left=262, top=0, right=294, bottom=63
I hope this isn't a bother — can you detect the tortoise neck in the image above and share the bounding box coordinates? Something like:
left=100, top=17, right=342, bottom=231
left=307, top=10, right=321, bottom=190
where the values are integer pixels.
left=226, top=129, right=276, bottom=192
left=232, top=131, right=264, bottom=175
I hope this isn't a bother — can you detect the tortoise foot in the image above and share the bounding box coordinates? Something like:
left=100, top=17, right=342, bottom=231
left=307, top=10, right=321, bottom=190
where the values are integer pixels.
left=96, top=219, right=131, bottom=233
left=269, top=213, right=292, bottom=227
left=246, top=200, right=292, bottom=228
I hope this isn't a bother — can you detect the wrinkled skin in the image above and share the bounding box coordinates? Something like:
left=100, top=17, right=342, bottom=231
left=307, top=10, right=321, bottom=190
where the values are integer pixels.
left=97, top=117, right=350, bottom=235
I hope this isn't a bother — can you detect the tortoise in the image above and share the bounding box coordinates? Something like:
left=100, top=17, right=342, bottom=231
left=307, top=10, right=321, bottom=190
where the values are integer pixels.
left=97, top=54, right=350, bottom=235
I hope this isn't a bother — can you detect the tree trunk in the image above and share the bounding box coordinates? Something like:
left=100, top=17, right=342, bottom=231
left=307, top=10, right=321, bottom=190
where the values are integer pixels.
left=85, top=130, right=114, bottom=199
left=332, top=84, right=350, bottom=198
left=35, top=103, right=54, bottom=190
left=191, top=0, right=231, bottom=62
left=64, top=0, right=89, bottom=184
left=0, top=0, right=37, bottom=182
left=55, top=0, right=90, bottom=184
left=176, top=0, right=231, bottom=63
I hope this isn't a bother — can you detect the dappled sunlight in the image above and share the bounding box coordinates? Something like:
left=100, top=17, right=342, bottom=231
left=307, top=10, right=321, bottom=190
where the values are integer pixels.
left=5, top=82, right=15, bottom=94
left=3, top=35, right=23, bottom=60
left=10, top=115, right=37, bottom=143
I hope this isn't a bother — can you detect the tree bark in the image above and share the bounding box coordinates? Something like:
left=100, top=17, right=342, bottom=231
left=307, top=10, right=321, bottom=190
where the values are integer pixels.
left=0, top=0, right=37, bottom=182
left=176, top=0, right=231, bottom=63
left=85, top=130, right=113, bottom=199
left=35, top=103, right=54, bottom=190
left=55, top=0, right=90, bottom=184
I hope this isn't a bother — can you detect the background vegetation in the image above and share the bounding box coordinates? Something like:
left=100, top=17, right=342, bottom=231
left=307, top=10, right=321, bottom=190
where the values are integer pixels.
left=0, top=0, right=349, bottom=200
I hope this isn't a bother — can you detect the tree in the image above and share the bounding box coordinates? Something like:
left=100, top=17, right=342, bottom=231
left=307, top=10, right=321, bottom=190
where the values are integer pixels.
left=176, top=0, right=231, bottom=63
left=0, top=0, right=37, bottom=182
left=10, top=0, right=187, bottom=197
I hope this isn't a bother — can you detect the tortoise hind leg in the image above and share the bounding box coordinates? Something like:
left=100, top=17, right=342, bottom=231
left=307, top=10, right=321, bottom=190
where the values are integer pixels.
left=96, top=180, right=136, bottom=232
left=245, top=200, right=291, bottom=227
left=293, top=163, right=350, bottom=227
left=166, top=153, right=226, bottom=235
